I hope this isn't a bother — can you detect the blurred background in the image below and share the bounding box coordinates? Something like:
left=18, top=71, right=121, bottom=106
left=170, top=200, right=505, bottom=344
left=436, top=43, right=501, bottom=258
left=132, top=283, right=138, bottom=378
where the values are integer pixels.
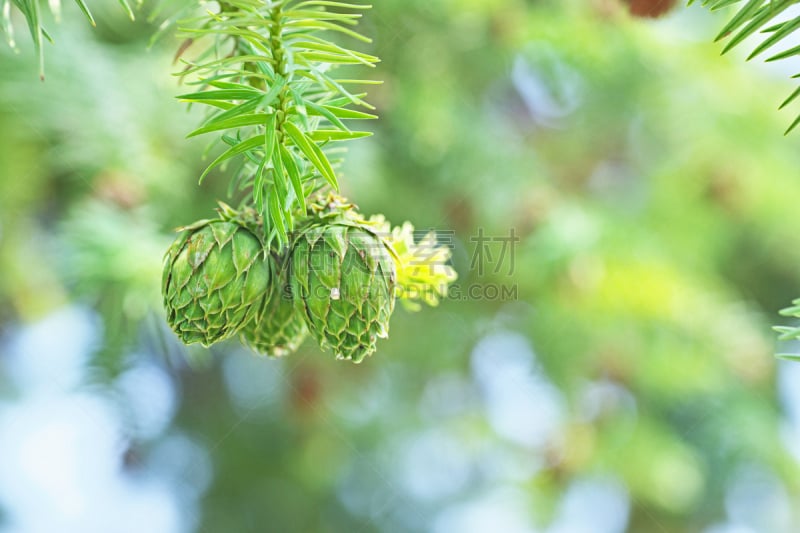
left=2, top=0, right=800, bottom=531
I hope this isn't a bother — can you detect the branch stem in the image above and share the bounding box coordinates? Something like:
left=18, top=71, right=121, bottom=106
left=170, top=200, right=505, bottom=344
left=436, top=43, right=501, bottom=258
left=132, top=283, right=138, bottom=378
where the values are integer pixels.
left=270, top=2, right=291, bottom=147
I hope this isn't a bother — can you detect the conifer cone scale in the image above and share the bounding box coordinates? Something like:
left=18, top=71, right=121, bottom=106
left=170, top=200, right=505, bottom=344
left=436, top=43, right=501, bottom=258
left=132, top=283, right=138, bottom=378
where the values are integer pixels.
left=291, top=222, right=396, bottom=363
left=162, top=219, right=271, bottom=347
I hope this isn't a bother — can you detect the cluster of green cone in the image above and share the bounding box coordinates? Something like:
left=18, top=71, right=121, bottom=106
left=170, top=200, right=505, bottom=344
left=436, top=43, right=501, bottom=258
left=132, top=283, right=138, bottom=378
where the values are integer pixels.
left=162, top=195, right=456, bottom=362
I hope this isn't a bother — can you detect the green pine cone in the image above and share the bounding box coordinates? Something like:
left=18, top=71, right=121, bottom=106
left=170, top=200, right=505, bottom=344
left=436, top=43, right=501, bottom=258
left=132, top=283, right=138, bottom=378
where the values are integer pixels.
left=241, top=258, right=308, bottom=357
left=290, top=221, right=397, bottom=363
left=162, top=218, right=270, bottom=347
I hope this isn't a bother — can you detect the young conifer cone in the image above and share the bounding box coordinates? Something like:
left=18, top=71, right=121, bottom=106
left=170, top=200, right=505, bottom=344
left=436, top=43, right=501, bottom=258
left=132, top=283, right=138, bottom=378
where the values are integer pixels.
left=240, top=256, right=309, bottom=357
left=290, top=196, right=396, bottom=363
left=162, top=214, right=270, bottom=347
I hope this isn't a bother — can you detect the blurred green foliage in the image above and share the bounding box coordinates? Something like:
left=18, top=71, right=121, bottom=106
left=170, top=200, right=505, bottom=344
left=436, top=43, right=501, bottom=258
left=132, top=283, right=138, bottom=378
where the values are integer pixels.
left=2, top=1, right=800, bottom=532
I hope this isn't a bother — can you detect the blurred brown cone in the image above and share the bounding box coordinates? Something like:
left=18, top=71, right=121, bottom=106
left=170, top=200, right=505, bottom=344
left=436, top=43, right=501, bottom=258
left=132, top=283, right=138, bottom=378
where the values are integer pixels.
left=624, top=0, right=676, bottom=18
